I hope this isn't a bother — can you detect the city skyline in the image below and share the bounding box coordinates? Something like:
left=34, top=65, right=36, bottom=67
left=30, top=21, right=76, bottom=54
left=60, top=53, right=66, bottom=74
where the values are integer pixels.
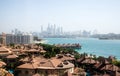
left=0, top=0, right=120, bottom=34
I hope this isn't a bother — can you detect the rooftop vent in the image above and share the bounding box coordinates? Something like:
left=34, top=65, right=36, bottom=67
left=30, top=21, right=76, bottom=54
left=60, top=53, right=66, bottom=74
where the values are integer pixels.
left=57, top=63, right=63, bottom=67
left=40, top=62, right=45, bottom=64
left=63, top=61, right=68, bottom=65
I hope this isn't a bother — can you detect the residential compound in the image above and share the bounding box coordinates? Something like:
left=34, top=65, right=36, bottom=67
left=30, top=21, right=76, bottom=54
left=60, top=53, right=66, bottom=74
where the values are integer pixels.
left=0, top=44, right=75, bottom=76
left=0, top=42, right=120, bottom=76
left=0, top=32, right=33, bottom=45
left=17, top=57, right=74, bottom=76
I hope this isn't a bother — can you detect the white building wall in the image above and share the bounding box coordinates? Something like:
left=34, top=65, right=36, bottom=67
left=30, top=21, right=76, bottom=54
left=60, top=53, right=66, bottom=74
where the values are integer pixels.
left=6, top=34, right=33, bottom=44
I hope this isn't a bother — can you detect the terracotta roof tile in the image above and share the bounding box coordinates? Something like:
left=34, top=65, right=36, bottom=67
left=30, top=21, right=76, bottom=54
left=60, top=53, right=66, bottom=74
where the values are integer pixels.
left=17, top=63, right=38, bottom=69
left=81, top=58, right=96, bottom=64
left=0, top=47, right=11, bottom=55
left=25, top=49, right=40, bottom=52
left=50, top=59, right=61, bottom=67
left=18, top=57, right=74, bottom=70
left=32, top=73, right=40, bottom=76
left=0, top=61, right=6, bottom=67
left=11, top=49, right=21, bottom=52
left=6, top=54, right=18, bottom=59
left=101, top=64, right=120, bottom=71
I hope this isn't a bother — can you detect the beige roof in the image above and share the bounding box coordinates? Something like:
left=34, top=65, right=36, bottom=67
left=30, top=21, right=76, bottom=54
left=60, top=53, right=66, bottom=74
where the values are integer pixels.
left=40, top=50, right=46, bottom=53
left=77, top=57, right=98, bottom=64
left=17, top=63, right=38, bottom=69
left=56, top=55, right=75, bottom=61
left=11, top=49, right=21, bottom=52
left=38, top=59, right=55, bottom=69
left=20, top=56, right=44, bottom=63
left=0, top=61, right=6, bottom=67
left=32, top=73, right=40, bottom=76
left=104, top=59, right=110, bottom=64
left=115, top=71, right=120, bottom=76
left=18, top=57, right=74, bottom=70
left=6, top=54, right=18, bottom=59
left=0, top=47, right=11, bottom=55
left=37, top=58, right=74, bottom=69
left=94, top=63, right=102, bottom=69
left=50, top=59, right=61, bottom=67
left=19, top=57, right=30, bottom=62
left=24, top=49, right=40, bottom=53
left=101, top=64, right=120, bottom=71
left=0, top=47, right=9, bottom=52
left=81, top=58, right=97, bottom=64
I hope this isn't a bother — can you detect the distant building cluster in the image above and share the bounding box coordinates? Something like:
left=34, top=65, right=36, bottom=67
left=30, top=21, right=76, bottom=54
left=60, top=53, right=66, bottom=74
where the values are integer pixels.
left=40, top=24, right=63, bottom=37
left=0, top=29, right=33, bottom=45
left=0, top=43, right=120, bottom=76
left=0, top=44, right=75, bottom=76
left=0, top=24, right=98, bottom=41
left=92, top=33, right=120, bottom=40
left=47, top=24, right=63, bottom=35
left=32, top=23, right=93, bottom=38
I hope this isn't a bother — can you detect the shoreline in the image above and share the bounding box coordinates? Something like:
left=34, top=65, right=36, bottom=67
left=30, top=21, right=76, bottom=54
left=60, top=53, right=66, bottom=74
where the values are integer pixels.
left=44, top=38, right=120, bottom=60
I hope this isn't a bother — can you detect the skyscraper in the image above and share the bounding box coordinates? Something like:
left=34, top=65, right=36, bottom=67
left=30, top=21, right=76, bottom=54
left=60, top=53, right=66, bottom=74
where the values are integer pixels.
left=41, top=25, right=43, bottom=33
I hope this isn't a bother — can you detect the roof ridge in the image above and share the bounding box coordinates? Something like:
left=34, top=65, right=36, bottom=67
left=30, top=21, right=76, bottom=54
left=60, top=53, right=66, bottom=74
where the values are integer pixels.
left=31, top=63, right=35, bottom=69
left=2, top=47, right=11, bottom=52
left=49, top=59, right=56, bottom=68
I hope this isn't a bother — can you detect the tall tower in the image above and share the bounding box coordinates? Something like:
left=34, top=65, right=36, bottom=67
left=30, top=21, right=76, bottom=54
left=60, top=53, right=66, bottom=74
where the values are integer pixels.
left=2, top=32, right=6, bottom=46
left=47, top=23, right=50, bottom=33
left=41, top=25, right=43, bottom=33
left=53, top=24, right=56, bottom=35
left=60, top=27, right=63, bottom=34
left=93, top=29, right=98, bottom=35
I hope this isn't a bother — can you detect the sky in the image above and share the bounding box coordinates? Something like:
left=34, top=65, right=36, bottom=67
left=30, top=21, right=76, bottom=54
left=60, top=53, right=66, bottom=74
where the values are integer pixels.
left=0, top=0, right=120, bottom=34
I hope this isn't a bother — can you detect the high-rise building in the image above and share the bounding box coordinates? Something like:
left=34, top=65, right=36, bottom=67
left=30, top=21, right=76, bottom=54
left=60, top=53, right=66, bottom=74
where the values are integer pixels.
left=5, top=33, right=33, bottom=44
left=0, top=33, right=6, bottom=46
left=60, top=27, right=63, bottom=35
left=53, top=24, right=56, bottom=35
left=41, top=25, right=43, bottom=33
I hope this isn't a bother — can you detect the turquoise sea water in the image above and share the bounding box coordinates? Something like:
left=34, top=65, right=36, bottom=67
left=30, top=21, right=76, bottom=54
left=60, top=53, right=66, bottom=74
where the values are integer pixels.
left=44, top=38, right=120, bottom=60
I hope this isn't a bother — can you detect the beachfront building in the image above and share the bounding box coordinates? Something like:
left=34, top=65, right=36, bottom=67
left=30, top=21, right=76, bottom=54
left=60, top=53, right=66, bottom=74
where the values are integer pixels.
left=16, top=57, right=74, bottom=76
left=0, top=33, right=6, bottom=46
left=5, top=33, right=33, bottom=45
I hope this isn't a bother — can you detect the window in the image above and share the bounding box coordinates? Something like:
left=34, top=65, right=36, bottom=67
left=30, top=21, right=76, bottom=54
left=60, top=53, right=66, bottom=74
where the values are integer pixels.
left=25, top=70, right=29, bottom=74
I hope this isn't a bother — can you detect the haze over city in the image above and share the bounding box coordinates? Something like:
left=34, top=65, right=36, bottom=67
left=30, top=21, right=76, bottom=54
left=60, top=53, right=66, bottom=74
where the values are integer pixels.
left=0, top=0, right=120, bottom=34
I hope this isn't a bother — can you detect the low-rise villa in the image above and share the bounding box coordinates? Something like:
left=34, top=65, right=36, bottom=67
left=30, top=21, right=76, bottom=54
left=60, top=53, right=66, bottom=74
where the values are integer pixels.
left=0, top=61, right=6, bottom=68
left=0, top=46, right=12, bottom=56
left=0, top=43, right=120, bottom=76
left=17, top=57, right=74, bottom=76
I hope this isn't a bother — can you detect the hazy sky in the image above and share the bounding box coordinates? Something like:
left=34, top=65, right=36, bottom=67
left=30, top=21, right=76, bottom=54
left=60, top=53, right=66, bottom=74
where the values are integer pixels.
left=0, top=0, right=120, bottom=34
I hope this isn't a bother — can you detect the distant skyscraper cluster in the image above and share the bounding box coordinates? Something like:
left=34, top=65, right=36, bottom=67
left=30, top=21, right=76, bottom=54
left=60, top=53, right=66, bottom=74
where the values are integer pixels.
left=36, top=23, right=94, bottom=38
left=47, top=24, right=63, bottom=35
left=40, top=24, right=63, bottom=37
left=0, top=25, right=98, bottom=40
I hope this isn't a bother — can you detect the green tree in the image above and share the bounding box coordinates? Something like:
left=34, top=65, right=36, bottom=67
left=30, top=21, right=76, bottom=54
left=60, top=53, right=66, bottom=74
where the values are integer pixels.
left=9, top=43, right=15, bottom=48
left=74, top=54, right=80, bottom=59
left=112, top=60, right=120, bottom=67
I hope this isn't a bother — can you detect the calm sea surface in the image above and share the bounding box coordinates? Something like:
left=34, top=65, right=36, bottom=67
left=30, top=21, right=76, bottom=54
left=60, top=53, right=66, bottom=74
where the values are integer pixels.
left=44, top=38, right=120, bottom=60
